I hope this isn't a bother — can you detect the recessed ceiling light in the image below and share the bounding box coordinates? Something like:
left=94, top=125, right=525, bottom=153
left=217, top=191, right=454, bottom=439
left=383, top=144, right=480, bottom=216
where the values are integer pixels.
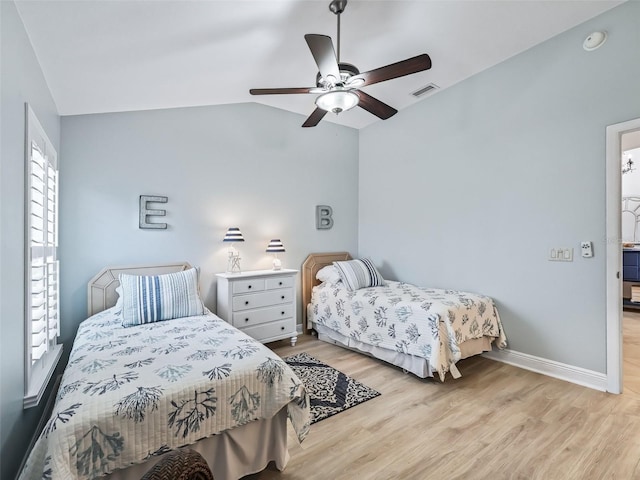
left=583, top=31, right=607, bottom=51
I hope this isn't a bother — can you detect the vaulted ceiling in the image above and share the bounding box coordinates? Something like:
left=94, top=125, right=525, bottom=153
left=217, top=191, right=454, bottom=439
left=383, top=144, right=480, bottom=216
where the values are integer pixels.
left=16, top=0, right=623, bottom=129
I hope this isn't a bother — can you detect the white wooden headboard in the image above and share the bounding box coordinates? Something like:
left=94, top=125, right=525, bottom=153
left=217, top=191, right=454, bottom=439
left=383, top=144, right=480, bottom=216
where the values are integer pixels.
left=87, top=262, right=192, bottom=316
left=301, top=252, right=351, bottom=334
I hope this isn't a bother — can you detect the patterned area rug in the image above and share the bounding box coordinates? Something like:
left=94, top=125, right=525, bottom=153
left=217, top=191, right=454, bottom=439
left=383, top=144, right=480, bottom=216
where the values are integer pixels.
left=283, top=352, right=381, bottom=424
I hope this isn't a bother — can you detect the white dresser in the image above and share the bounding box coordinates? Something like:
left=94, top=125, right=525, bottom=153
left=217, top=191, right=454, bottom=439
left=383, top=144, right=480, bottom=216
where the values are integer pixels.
left=216, top=269, right=298, bottom=346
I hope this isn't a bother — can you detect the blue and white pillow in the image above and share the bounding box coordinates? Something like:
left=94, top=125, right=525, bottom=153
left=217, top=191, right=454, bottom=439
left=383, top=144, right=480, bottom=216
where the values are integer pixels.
left=332, top=258, right=386, bottom=291
left=120, top=267, right=204, bottom=327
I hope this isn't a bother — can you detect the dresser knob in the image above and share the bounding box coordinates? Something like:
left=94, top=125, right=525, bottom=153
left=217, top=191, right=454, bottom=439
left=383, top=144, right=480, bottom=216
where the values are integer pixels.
left=248, top=285, right=252, bottom=289
left=245, top=301, right=249, bottom=305
left=245, top=318, right=249, bottom=322
left=281, top=311, right=285, bottom=315
left=281, top=295, right=285, bottom=299
left=281, top=326, right=285, bottom=331
left=279, top=281, right=283, bottom=286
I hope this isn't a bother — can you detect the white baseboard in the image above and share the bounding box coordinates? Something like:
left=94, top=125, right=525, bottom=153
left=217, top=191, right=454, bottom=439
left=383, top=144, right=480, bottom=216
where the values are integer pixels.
left=483, top=349, right=608, bottom=392
left=296, top=324, right=303, bottom=335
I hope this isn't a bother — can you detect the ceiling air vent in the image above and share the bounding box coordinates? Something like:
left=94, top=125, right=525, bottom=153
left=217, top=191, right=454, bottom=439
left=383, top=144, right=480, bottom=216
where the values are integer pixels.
left=411, top=83, right=439, bottom=98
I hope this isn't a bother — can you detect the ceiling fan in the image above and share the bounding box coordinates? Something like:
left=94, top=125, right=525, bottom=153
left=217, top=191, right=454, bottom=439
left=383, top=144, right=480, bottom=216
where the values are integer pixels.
left=249, top=0, right=432, bottom=128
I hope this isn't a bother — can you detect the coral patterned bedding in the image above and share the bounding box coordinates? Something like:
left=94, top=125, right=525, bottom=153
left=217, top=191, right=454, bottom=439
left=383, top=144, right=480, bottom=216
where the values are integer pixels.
left=309, top=280, right=507, bottom=380
left=20, top=308, right=310, bottom=480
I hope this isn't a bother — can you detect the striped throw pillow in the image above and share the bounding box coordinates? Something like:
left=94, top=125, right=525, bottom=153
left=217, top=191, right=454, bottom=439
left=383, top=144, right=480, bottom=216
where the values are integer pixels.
left=332, top=258, right=386, bottom=291
left=120, top=267, right=204, bottom=327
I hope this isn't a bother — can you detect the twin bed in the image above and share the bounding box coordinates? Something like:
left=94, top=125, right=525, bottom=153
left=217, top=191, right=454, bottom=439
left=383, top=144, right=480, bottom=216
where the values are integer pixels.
left=22, top=255, right=506, bottom=480
left=302, top=253, right=506, bottom=381
left=20, top=263, right=310, bottom=480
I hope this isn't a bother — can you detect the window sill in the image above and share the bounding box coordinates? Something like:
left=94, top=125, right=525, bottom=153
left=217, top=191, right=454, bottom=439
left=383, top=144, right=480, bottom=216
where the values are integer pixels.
left=23, top=345, right=63, bottom=409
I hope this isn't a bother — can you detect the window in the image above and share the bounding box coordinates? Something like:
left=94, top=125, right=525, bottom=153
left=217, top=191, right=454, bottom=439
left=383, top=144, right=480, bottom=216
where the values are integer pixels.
left=24, top=104, right=62, bottom=409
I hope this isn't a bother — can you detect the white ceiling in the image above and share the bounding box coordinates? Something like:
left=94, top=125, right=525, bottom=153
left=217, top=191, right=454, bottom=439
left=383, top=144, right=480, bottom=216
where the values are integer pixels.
left=15, top=0, right=623, bottom=130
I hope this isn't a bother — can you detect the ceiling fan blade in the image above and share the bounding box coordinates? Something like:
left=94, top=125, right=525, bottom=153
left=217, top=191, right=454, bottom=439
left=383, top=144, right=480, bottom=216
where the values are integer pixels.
left=347, top=54, right=432, bottom=88
left=302, top=108, right=328, bottom=128
left=355, top=91, right=397, bottom=120
left=304, top=34, right=341, bottom=84
left=250, top=87, right=322, bottom=95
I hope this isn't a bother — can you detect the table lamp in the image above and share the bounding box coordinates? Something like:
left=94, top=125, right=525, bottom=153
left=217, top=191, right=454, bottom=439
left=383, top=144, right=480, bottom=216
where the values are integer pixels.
left=223, top=227, right=244, bottom=273
left=265, top=239, right=285, bottom=270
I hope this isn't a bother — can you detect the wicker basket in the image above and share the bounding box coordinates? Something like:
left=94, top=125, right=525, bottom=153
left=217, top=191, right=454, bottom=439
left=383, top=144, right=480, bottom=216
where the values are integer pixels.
left=140, top=448, right=214, bottom=480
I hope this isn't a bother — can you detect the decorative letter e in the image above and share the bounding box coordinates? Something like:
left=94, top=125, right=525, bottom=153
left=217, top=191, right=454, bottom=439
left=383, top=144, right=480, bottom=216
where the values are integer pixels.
left=139, top=195, right=168, bottom=229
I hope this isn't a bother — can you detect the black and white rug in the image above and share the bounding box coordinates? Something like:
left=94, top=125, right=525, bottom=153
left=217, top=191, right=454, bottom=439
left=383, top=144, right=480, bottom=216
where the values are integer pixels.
left=283, top=352, right=381, bottom=424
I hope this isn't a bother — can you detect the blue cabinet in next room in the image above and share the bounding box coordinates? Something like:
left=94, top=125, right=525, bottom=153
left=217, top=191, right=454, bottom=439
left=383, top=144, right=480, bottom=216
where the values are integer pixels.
left=623, top=249, right=640, bottom=282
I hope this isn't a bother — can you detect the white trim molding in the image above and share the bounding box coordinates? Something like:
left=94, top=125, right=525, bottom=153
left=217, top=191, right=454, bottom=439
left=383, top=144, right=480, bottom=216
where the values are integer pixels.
left=23, top=344, right=62, bottom=408
left=605, top=117, right=640, bottom=395
left=24, top=103, right=62, bottom=408
left=484, top=349, right=607, bottom=392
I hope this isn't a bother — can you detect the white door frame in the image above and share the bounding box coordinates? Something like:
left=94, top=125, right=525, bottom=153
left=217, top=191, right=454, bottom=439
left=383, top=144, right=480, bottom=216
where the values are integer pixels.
left=606, top=117, right=640, bottom=394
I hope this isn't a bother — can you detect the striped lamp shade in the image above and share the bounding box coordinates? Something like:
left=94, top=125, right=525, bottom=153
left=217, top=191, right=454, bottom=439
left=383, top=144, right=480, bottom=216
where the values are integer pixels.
left=223, top=227, right=245, bottom=242
left=265, top=239, right=285, bottom=253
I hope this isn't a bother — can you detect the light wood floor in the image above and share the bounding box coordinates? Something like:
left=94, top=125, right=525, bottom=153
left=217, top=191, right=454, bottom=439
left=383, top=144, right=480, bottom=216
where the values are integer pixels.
left=244, top=313, right=640, bottom=480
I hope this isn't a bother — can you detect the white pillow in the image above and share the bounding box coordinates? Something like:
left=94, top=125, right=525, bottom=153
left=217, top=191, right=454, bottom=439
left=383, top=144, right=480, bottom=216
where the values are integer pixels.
left=316, top=265, right=342, bottom=284
left=120, top=267, right=204, bottom=327
left=114, top=285, right=123, bottom=308
left=111, top=285, right=123, bottom=317
left=333, top=258, right=386, bottom=291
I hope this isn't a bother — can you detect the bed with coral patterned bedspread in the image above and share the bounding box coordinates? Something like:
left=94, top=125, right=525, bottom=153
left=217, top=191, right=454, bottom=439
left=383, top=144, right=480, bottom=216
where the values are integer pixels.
left=20, top=307, right=310, bottom=480
left=309, top=279, right=506, bottom=381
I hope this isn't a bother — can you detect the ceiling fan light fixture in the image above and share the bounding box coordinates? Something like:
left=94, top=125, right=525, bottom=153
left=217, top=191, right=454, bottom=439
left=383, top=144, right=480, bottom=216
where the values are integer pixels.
left=315, top=90, right=359, bottom=114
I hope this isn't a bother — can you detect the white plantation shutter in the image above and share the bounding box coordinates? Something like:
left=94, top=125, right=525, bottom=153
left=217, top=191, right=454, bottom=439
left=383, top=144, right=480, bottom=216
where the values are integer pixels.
left=47, top=261, right=60, bottom=342
left=24, top=104, right=62, bottom=408
left=28, top=143, right=59, bottom=363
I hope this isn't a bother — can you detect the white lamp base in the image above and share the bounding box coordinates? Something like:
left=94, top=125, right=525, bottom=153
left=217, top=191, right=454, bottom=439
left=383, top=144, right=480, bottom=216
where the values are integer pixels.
left=227, top=253, right=242, bottom=273
left=272, top=258, right=282, bottom=270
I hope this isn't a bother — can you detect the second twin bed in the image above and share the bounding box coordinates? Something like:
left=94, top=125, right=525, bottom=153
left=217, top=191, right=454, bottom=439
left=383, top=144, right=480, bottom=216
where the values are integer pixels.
left=303, top=253, right=507, bottom=381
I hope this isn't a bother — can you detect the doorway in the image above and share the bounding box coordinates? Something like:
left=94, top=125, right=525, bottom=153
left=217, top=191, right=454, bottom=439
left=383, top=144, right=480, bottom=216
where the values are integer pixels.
left=605, top=117, right=640, bottom=394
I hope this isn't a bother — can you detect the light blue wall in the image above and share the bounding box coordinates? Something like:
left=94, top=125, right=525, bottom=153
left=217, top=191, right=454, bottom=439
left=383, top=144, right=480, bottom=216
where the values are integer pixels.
left=0, top=2, right=61, bottom=478
left=359, top=1, right=640, bottom=373
left=4, top=1, right=638, bottom=477
left=60, top=103, right=358, bottom=349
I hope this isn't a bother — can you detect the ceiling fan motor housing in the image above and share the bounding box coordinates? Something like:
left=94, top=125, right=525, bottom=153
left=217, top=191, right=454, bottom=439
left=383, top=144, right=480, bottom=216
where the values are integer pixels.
left=316, top=62, right=360, bottom=88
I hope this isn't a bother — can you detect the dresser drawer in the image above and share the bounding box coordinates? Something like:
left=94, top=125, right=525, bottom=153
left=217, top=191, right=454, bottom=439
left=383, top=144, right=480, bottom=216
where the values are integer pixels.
left=265, top=276, right=294, bottom=290
left=216, top=269, right=298, bottom=346
left=232, top=278, right=266, bottom=294
left=232, top=289, right=293, bottom=311
left=240, top=317, right=295, bottom=341
left=232, top=304, right=293, bottom=328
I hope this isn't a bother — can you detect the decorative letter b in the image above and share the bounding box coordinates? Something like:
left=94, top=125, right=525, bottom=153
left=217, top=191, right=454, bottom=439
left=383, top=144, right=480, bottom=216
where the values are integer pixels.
left=316, top=205, right=333, bottom=230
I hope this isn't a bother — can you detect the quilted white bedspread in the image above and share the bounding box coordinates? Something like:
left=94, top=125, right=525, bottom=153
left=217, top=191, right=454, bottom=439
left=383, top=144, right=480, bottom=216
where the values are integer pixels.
left=20, top=308, right=310, bottom=480
left=309, top=280, right=507, bottom=381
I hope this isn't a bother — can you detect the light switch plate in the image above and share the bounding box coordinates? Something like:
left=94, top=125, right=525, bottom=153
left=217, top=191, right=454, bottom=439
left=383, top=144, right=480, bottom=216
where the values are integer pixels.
left=549, top=247, right=573, bottom=262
